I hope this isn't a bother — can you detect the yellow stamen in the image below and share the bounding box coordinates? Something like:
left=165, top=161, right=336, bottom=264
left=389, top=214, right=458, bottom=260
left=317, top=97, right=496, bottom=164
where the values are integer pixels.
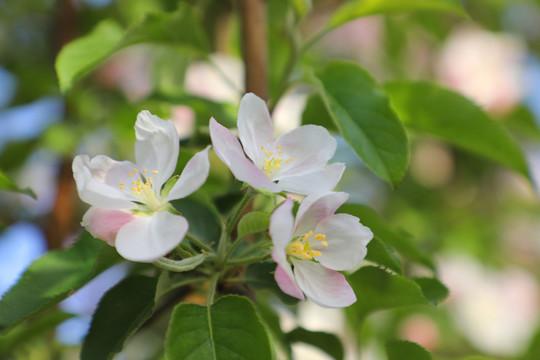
left=286, top=158, right=294, bottom=163
left=315, top=234, right=326, bottom=240
left=129, top=173, right=133, bottom=177
left=266, top=138, right=270, bottom=143
left=143, top=169, right=147, bottom=173
left=133, top=168, right=138, bottom=172
left=152, top=170, right=158, bottom=174
left=321, top=241, right=328, bottom=247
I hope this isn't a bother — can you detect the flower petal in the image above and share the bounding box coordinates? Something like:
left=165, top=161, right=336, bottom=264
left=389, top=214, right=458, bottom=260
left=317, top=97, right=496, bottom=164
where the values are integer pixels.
left=313, top=214, right=373, bottom=271
left=134, top=111, right=179, bottom=188
left=274, top=262, right=305, bottom=301
left=209, top=117, right=246, bottom=165
left=72, top=154, right=137, bottom=209
left=293, top=191, right=349, bottom=237
left=222, top=149, right=281, bottom=192
left=165, top=146, right=211, bottom=201
left=277, top=162, right=345, bottom=195
left=237, top=93, right=274, bottom=166
left=270, top=198, right=294, bottom=261
left=115, top=211, right=188, bottom=262
left=83, top=207, right=136, bottom=246
left=292, top=259, right=356, bottom=308
left=273, top=125, right=336, bottom=179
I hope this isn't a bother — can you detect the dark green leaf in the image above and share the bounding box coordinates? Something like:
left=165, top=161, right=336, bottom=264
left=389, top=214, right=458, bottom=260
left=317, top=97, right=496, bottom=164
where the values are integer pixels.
left=301, top=93, right=337, bottom=131
left=413, top=277, right=449, bottom=305
left=313, top=61, right=409, bottom=187
left=285, top=327, right=344, bottom=360
left=245, top=262, right=299, bottom=305
left=385, top=81, right=530, bottom=179
left=386, top=340, right=432, bottom=360
left=238, top=211, right=270, bottom=239
left=0, top=232, right=118, bottom=334
left=0, top=169, right=36, bottom=199
left=339, top=204, right=435, bottom=271
left=56, top=4, right=209, bottom=92
left=346, top=267, right=431, bottom=323
left=165, top=295, right=272, bottom=360
left=171, top=198, right=220, bottom=246
left=365, top=238, right=402, bottom=274
left=327, top=0, right=465, bottom=31
left=81, top=275, right=158, bottom=360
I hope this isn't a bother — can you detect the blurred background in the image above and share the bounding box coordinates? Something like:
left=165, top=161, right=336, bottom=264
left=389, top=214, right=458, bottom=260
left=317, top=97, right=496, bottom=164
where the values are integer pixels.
left=1, top=0, right=540, bottom=359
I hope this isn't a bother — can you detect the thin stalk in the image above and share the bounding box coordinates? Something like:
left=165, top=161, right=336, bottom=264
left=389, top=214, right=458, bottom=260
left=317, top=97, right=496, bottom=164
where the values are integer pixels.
left=185, top=232, right=213, bottom=253
left=206, top=272, right=220, bottom=305
left=227, top=254, right=269, bottom=266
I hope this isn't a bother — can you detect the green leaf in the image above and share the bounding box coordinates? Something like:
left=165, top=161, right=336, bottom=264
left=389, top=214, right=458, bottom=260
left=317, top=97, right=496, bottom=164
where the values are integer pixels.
left=339, top=204, right=435, bottom=271
left=0, top=169, right=36, bottom=199
left=81, top=275, right=158, bottom=360
left=165, top=295, right=272, bottom=360
left=327, top=0, right=465, bottom=30
left=313, top=61, right=409, bottom=187
left=237, top=211, right=270, bottom=239
left=301, top=93, right=337, bottom=131
left=171, top=198, right=220, bottom=246
left=153, top=254, right=206, bottom=272
left=0, top=232, right=119, bottom=334
left=346, top=266, right=431, bottom=323
left=386, top=340, right=432, bottom=360
left=285, top=327, right=344, bottom=360
left=0, top=311, right=73, bottom=355
left=56, top=4, right=209, bottom=92
left=245, top=262, right=299, bottom=305
left=365, top=238, right=402, bottom=274
left=413, top=277, right=449, bottom=305
left=385, top=81, right=530, bottom=179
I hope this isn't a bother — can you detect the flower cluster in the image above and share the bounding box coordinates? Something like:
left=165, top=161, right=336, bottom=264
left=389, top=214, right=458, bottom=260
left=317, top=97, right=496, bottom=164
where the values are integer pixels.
left=72, top=93, right=372, bottom=308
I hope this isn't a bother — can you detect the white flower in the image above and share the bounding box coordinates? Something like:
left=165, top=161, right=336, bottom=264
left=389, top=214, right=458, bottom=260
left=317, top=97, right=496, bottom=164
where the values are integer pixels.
left=270, top=192, right=373, bottom=308
left=209, top=93, right=345, bottom=195
left=72, top=111, right=210, bottom=262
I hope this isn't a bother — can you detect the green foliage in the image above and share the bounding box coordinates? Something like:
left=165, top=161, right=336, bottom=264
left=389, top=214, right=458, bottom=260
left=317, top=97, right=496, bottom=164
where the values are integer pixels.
left=413, top=277, right=450, bottom=305
left=313, top=61, right=410, bottom=187
left=340, top=204, right=435, bottom=271
left=327, top=0, right=466, bottom=30
left=81, top=275, right=157, bottom=360
left=301, top=93, right=337, bottom=131
left=245, top=262, right=298, bottom=305
left=0, top=169, right=36, bottom=199
left=55, top=4, right=209, bottom=92
left=385, top=81, right=530, bottom=179
left=365, top=238, right=403, bottom=274
left=237, top=211, right=270, bottom=239
left=165, top=295, right=272, bottom=360
left=0, top=232, right=122, bottom=334
left=346, top=267, right=432, bottom=323
left=284, top=327, right=344, bottom=360
left=386, top=339, right=433, bottom=360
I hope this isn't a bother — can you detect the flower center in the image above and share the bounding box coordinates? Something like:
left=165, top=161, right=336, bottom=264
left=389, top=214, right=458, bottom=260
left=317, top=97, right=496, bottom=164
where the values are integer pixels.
left=119, top=168, right=163, bottom=211
left=286, top=231, right=328, bottom=260
left=260, top=139, right=294, bottom=177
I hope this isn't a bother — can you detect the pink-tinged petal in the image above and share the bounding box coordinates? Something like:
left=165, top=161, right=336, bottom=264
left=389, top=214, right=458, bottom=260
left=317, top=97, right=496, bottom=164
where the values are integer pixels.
left=269, top=198, right=294, bottom=258
left=292, top=259, right=356, bottom=308
left=73, top=155, right=137, bottom=209
left=222, top=149, right=281, bottom=192
left=134, top=111, right=179, bottom=188
left=83, top=207, right=136, bottom=246
left=277, top=162, right=345, bottom=195
left=313, top=214, right=373, bottom=271
left=165, top=146, right=211, bottom=201
left=273, top=125, right=336, bottom=179
left=209, top=117, right=246, bottom=166
left=237, top=93, right=274, bottom=166
left=274, top=263, right=305, bottom=300
left=293, top=192, right=349, bottom=237
left=115, top=211, right=188, bottom=262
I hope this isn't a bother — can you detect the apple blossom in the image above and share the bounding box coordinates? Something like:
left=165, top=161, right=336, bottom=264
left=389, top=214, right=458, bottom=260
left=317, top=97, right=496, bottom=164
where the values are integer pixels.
left=72, top=111, right=210, bottom=263
left=270, top=192, right=373, bottom=308
left=209, top=93, right=345, bottom=195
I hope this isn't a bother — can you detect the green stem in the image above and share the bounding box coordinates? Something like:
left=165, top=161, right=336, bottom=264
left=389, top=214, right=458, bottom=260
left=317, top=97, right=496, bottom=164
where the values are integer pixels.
left=236, top=239, right=272, bottom=258
left=223, top=235, right=246, bottom=266
left=227, top=254, right=269, bottom=266
left=185, top=232, right=213, bottom=253
left=207, top=272, right=220, bottom=305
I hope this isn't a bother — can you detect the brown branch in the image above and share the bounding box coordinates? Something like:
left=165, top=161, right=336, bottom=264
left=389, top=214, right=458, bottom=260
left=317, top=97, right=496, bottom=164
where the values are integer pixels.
left=239, top=0, right=268, bottom=100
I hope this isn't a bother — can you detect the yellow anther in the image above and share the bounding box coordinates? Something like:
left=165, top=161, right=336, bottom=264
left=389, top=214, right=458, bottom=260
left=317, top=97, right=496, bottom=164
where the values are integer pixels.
left=132, top=181, right=137, bottom=185
left=152, top=170, right=158, bottom=174
left=261, top=145, right=264, bottom=150
left=120, top=183, right=124, bottom=186
left=286, top=158, right=294, bottom=163
left=201, top=249, right=208, bottom=255
left=266, top=138, right=270, bottom=143
left=131, top=187, right=138, bottom=191
left=279, top=150, right=283, bottom=154
left=133, top=168, right=138, bottom=172
left=321, top=241, right=328, bottom=247
left=269, top=152, right=273, bottom=155
left=120, top=186, right=124, bottom=190
left=129, top=173, right=133, bottom=177
left=148, top=177, right=153, bottom=182
left=276, top=145, right=280, bottom=149
left=311, top=250, right=322, bottom=257
left=315, top=234, right=326, bottom=240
